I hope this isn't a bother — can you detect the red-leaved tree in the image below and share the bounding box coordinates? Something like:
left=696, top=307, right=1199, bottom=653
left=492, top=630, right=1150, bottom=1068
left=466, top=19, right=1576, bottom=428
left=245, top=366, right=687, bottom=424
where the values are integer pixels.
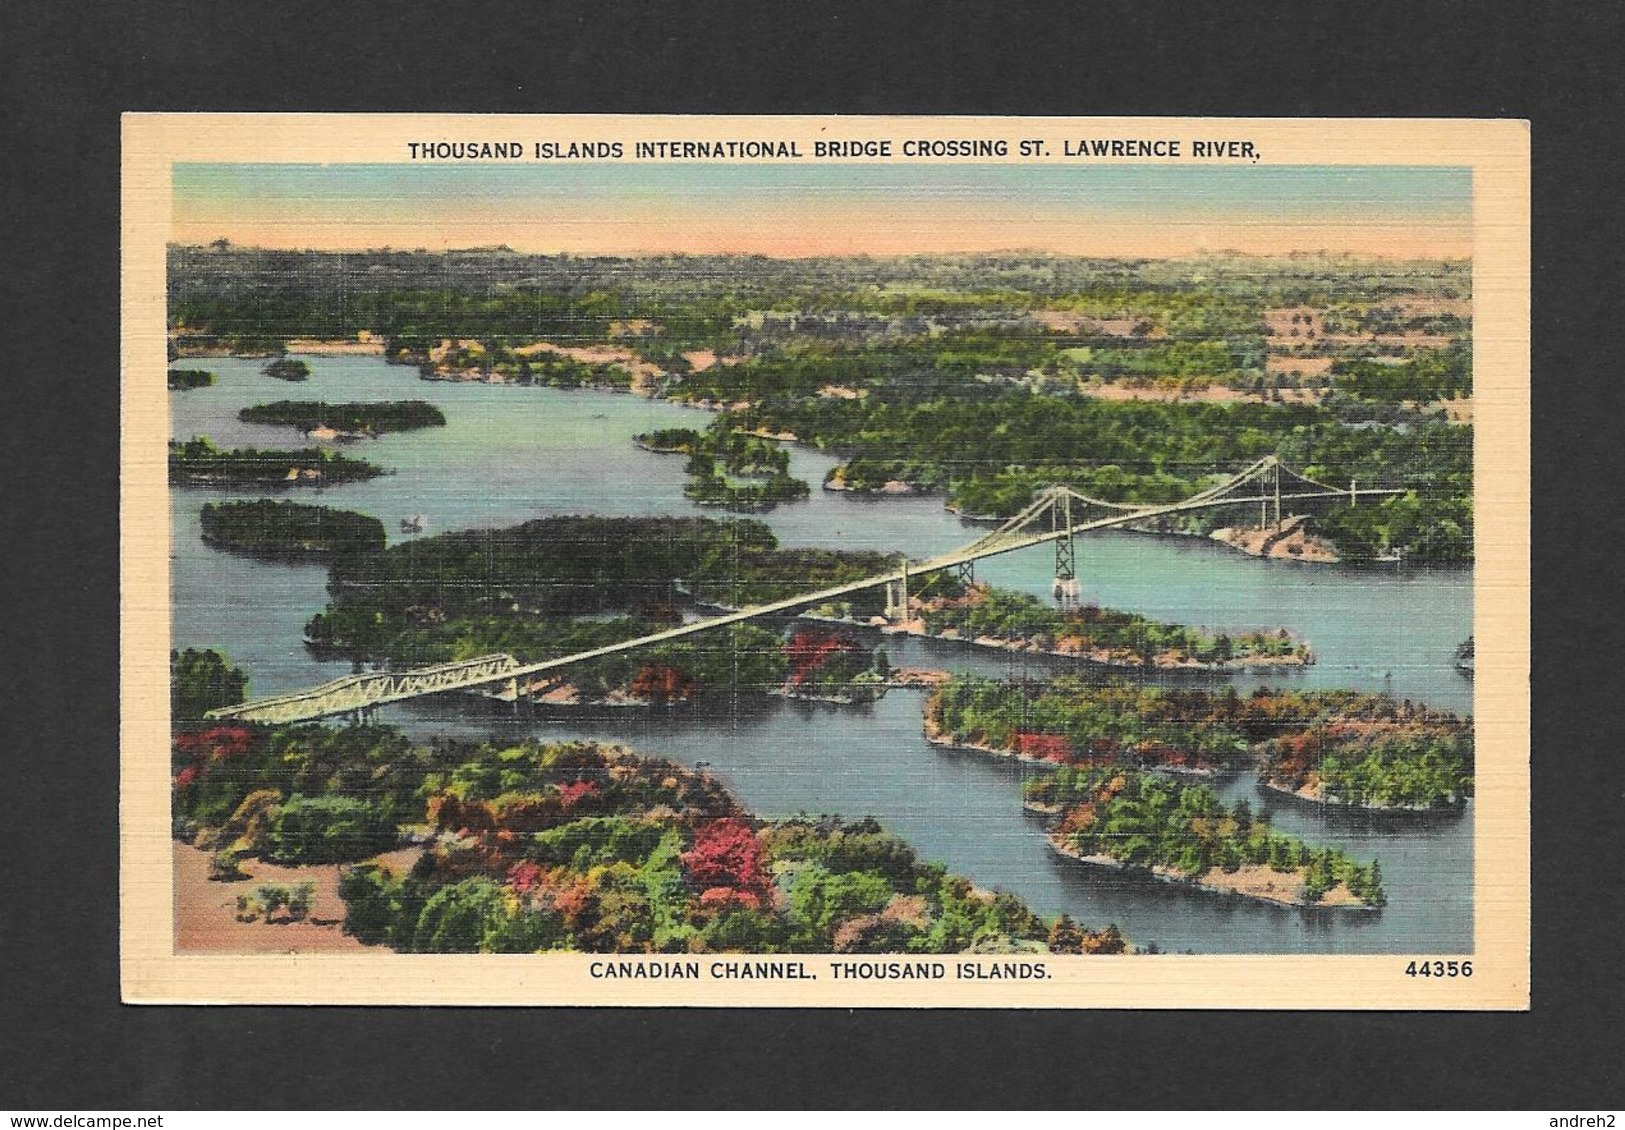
left=784, top=630, right=862, bottom=688
left=681, top=817, right=772, bottom=908
left=630, top=663, right=698, bottom=703
left=1015, top=732, right=1075, bottom=764
left=172, top=725, right=259, bottom=790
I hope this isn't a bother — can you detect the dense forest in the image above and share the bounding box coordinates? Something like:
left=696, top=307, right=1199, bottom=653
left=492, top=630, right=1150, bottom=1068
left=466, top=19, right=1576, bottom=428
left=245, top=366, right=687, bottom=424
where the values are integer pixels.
left=1331, top=344, right=1470, bottom=404
left=915, top=582, right=1307, bottom=667
left=169, top=246, right=1473, bottom=562
left=168, top=245, right=1467, bottom=351
left=301, top=514, right=1308, bottom=706
left=1258, top=718, right=1473, bottom=809
left=722, top=390, right=1471, bottom=561
left=1028, top=766, right=1385, bottom=907
left=300, top=515, right=905, bottom=701
left=929, top=675, right=1472, bottom=810
left=238, top=400, right=446, bottom=434
left=932, top=675, right=1258, bottom=771
left=169, top=436, right=386, bottom=487
left=427, top=342, right=638, bottom=389
left=200, top=500, right=386, bottom=561
left=172, top=721, right=1126, bottom=954
left=310, top=516, right=893, bottom=649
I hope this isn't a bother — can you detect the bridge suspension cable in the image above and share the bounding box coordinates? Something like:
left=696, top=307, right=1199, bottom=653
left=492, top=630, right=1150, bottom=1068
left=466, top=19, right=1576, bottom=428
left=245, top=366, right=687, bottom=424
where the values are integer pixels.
left=206, top=457, right=1400, bottom=724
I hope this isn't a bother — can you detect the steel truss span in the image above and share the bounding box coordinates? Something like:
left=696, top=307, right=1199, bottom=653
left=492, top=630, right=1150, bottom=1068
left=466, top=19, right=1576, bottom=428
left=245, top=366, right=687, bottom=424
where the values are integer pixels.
left=206, top=458, right=1397, bottom=724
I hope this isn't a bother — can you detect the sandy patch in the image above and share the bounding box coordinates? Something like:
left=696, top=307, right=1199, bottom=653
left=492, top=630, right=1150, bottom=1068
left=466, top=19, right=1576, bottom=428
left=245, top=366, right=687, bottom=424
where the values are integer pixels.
left=1204, top=860, right=1360, bottom=907
left=174, top=842, right=422, bottom=954
left=1263, top=305, right=1463, bottom=349
left=284, top=338, right=386, bottom=356
left=1393, top=295, right=1471, bottom=319
left=1262, top=307, right=1327, bottom=341
left=1196, top=863, right=1306, bottom=905
left=510, top=340, right=666, bottom=392
left=885, top=667, right=953, bottom=688
left=512, top=340, right=656, bottom=371
left=1210, top=517, right=1340, bottom=563
left=1033, top=310, right=1153, bottom=337
left=1365, top=333, right=1456, bottom=348
left=1080, top=381, right=1322, bottom=406
left=1265, top=354, right=1334, bottom=378
left=428, top=338, right=484, bottom=362
left=1435, top=396, right=1472, bottom=423
left=1314, top=882, right=1365, bottom=908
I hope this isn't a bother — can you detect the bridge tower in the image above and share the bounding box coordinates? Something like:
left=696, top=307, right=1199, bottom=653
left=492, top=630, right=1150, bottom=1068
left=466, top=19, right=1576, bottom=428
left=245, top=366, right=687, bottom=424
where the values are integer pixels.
left=1258, top=457, right=1283, bottom=531
left=885, top=556, right=911, bottom=622
left=1273, top=457, right=1283, bottom=530
left=1051, top=489, right=1080, bottom=608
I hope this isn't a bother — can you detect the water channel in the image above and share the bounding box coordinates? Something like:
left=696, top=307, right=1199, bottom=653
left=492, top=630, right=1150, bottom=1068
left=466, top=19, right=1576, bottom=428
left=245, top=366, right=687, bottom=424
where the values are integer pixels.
left=169, top=354, right=1474, bottom=953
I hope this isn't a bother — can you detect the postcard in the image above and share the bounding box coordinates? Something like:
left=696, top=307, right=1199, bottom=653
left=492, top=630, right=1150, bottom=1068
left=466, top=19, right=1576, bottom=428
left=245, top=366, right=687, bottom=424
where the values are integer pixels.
left=122, top=114, right=1528, bottom=1006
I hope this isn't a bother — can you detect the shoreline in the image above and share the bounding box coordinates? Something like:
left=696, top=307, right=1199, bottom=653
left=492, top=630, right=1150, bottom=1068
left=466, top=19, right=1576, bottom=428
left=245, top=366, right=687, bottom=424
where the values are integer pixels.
left=1258, top=777, right=1468, bottom=815
left=768, top=686, right=882, bottom=706
left=1208, top=515, right=1342, bottom=564
left=806, top=609, right=1310, bottom=673
left=923, top=721, right=1059, bottom=769
left=198, top=535, right=340, bottom=563
left=1044, top=837, right=1378, bottom=913
left=170, top=469, right=384, bottom=488
left=923, top=722, right=1222, bottom=778
left=188, top=346, right=1471, bottom=569
left=822, top=474, right=924, bottom=497
left=519, top=677, right=889, bottom=711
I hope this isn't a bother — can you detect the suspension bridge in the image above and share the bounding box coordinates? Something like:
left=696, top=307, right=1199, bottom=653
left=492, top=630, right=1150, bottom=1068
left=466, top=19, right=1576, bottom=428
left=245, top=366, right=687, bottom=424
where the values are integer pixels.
left=206, top=457, right=1399, bottom=725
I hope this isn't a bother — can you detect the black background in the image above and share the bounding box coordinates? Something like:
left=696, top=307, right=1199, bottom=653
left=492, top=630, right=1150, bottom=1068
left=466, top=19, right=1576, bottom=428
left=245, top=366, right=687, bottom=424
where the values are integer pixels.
left=4, top=0, right=1620, bottom=1110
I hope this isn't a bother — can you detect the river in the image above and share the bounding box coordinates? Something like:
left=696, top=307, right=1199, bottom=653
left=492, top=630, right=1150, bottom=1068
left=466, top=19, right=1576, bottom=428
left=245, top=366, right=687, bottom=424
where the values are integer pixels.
left=169, top=353, right=1474, bottom=953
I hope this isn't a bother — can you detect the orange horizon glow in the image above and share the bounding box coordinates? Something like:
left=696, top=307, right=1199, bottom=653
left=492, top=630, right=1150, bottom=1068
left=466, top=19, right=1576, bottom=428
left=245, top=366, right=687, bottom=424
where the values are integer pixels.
left=173, top=221, right=1472, bottom=261
left=172, top=164, right=1473, bottom=261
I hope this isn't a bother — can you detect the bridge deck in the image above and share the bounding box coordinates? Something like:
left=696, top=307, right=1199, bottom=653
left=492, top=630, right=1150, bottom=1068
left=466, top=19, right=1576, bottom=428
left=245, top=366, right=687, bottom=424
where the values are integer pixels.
left=207, top=466, right=1400, bottom=724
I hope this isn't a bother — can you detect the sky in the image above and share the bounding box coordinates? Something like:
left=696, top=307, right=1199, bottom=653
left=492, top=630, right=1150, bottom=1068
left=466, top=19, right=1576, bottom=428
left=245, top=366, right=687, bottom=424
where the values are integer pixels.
left=172, top=163, right=1472, bottom=259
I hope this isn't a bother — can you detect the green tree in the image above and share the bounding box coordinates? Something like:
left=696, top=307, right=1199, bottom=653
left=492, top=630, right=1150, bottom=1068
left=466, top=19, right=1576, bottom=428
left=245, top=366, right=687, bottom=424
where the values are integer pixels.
left=338, top=863, right=404, bottom=945
left=410, top=877, right=509, bottom=952
left=170, top=648, right=248, bottom=721
left=267, top=794, right=396, bottom=864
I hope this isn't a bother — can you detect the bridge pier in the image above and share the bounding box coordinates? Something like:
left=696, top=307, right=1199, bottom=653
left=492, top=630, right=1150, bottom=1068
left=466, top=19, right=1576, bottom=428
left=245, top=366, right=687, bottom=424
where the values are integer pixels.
left=1052, top=491, right=1078, bottom=609
left=885, top=558, right=911, bottom=622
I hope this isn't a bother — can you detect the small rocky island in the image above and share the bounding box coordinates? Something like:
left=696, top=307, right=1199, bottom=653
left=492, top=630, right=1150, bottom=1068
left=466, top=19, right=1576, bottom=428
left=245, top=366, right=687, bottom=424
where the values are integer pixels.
left=239, top=400, right=447, bottom=438
left=168, top=436, right=385, bottom=487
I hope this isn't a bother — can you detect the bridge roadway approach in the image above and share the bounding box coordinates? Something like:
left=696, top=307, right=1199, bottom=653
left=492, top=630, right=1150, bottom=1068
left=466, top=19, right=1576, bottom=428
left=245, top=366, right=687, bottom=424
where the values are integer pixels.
left=207, top=457, right=1400, bottom=725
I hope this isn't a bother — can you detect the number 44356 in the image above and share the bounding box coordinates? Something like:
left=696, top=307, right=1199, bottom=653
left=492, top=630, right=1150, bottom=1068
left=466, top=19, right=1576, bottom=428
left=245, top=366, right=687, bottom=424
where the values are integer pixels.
left=1405, top=960, right=1472, bottom=978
